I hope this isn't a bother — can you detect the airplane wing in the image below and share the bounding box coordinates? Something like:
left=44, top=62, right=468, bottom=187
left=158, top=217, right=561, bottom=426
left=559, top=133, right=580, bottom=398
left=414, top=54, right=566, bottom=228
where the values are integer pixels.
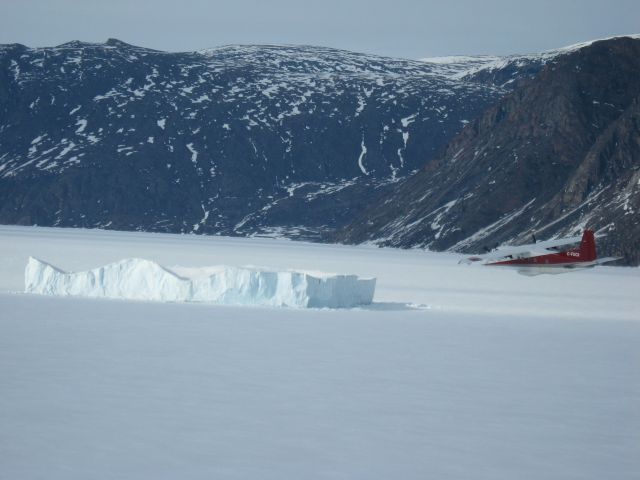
left=556, top=256, right=621, bottom=269
left=495, top=234, right=585, bottom=254
left=590, top=256, right=621, bottom=265
left=458, top=233, right=586, bottom=264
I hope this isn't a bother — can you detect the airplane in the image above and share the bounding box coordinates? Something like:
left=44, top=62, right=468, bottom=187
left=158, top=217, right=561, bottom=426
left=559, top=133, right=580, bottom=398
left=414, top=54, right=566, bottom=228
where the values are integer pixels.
left=459, top=229, right=620, bottom=275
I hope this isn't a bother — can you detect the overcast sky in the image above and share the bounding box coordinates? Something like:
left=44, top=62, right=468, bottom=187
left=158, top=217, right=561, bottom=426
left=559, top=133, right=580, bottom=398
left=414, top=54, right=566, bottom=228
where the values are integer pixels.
left=1, top=0, right=638, bottom=58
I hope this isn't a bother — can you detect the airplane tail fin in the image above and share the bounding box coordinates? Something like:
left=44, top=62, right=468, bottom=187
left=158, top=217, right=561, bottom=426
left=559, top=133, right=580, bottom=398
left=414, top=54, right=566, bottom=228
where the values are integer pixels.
left=579, top=229, right=597, bottom=261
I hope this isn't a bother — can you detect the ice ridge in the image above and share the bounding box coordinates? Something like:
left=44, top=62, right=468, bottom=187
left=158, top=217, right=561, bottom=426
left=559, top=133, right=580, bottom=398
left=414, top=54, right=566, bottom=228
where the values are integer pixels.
left=24, top=257, right=376, bottom=308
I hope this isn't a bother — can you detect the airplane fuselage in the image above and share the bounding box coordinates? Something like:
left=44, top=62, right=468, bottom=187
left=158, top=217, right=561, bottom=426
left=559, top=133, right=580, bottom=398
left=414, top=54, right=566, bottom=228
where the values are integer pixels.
left=486, top=248, right=590, bottom=267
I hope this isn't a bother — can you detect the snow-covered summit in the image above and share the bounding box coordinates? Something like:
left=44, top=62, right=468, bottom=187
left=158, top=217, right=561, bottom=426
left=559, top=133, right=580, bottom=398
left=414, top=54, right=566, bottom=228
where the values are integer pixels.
left=420, top=33, right=640, bottom=81
left=198, top=43, right=447, bottom=77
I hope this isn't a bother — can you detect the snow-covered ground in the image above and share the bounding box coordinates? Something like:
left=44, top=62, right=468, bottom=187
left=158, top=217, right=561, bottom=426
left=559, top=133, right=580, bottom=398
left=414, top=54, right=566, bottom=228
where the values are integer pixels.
left=1, top=225, right=639, bottom=479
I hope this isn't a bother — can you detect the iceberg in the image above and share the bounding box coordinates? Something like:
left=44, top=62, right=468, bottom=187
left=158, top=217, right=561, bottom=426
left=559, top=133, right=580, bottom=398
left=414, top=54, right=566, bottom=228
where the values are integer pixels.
left=24, top=257, right=376, bottom=308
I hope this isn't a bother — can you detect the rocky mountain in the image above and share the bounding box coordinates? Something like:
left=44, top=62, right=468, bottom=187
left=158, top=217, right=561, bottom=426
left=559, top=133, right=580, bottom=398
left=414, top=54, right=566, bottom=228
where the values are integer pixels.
left=0, top=39, right=524, bottom=238
left=336, top=36, right=640, bottom=265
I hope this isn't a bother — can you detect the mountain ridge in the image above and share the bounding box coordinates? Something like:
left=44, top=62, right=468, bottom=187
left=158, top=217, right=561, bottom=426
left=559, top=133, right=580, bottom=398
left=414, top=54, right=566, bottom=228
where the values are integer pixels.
left=335, top=36, right=640, bottom=264
left=2, top=36, right=638, bottom=263
left=0, top=39, right=519, bottom=237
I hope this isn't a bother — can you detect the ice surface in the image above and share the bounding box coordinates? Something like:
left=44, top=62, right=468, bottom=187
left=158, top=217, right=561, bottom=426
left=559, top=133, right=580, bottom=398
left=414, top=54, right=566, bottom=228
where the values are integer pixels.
left=1, top=226, right=639, bottom=480
left=24, top=257, right=376, bottom=308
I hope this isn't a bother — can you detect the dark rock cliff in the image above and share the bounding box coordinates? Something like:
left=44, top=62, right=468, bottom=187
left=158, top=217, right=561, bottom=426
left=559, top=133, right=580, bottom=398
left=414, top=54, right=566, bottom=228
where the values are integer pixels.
left=335, top=37, right=640, bottom=265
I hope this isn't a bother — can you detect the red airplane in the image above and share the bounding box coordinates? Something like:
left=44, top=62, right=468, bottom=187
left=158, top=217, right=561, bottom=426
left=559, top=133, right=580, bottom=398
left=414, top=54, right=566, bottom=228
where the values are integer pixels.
left=460, top=229, right=620, bottom=275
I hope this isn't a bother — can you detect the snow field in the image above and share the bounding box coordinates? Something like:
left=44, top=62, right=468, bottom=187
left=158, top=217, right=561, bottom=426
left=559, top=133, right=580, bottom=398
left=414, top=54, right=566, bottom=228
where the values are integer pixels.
left=1, top=225, right=639, bottom=480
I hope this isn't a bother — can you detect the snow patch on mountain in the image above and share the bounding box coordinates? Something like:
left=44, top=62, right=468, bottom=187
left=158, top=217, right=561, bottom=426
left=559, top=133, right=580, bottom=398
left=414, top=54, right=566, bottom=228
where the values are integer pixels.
left=358, top=134, right=368, bottom=175
left=75, top=119, right=87, bottom=134
left=186, top=143, right=198, bottom=164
